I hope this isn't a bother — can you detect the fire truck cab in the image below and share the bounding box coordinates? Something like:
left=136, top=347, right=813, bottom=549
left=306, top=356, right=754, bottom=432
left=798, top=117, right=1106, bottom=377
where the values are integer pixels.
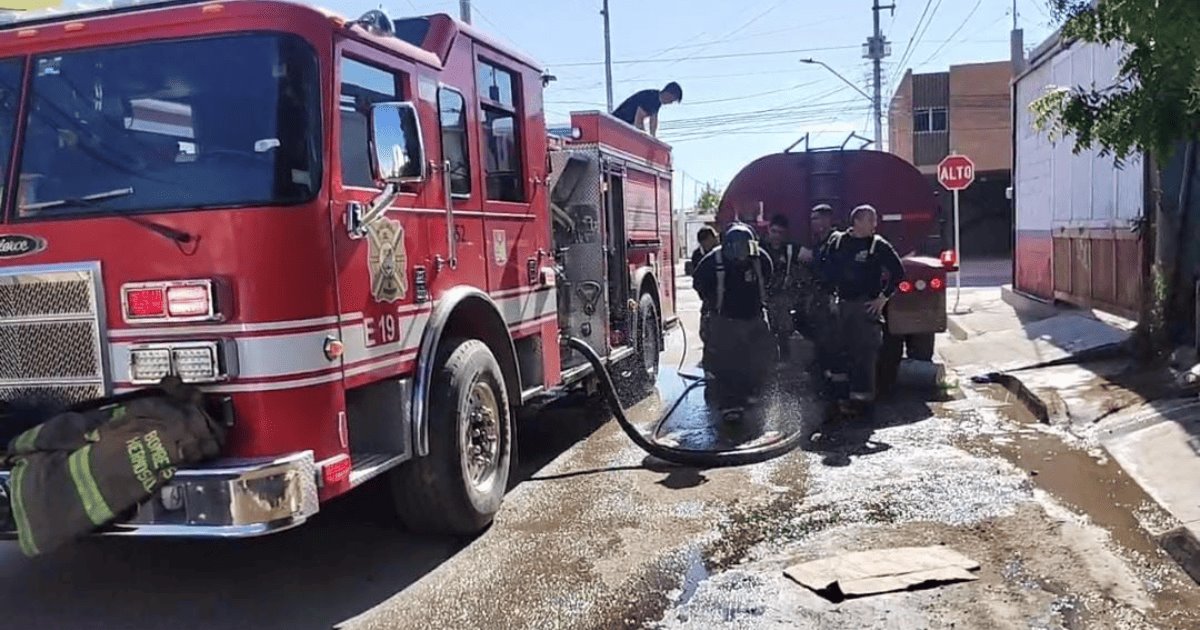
left=0, top=1, right=674, bottom=540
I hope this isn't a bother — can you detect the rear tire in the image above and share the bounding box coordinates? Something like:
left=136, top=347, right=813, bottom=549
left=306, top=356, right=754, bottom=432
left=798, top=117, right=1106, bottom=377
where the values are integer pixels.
left=391, top=338, right=513, bottom=536
left=877, top=333, right=903, bottom=395
left=620, top=293, right=661, bottom=397
left=905, top=333, right=936, bottom=362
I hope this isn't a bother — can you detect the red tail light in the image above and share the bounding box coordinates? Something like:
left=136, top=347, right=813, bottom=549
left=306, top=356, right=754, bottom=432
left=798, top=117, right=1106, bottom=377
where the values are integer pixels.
left=940, top=249, right=958, bottom=268
left=897, top=280, right=914, bottom=294
left=125, top=287, right=167, bottom=319
left=122, top=280, right=217, bottom=323
left=321, top=455, right=352, bottom=487
left=929, top=277, right=945, bottom=291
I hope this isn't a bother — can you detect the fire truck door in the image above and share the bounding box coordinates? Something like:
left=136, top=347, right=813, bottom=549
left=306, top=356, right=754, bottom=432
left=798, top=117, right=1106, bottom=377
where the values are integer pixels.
left=329, top=47, right=483, bottom=389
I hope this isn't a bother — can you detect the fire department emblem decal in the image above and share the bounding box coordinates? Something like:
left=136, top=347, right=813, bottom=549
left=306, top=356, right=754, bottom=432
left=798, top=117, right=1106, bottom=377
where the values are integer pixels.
left=366, top=218, right=408, bottom=303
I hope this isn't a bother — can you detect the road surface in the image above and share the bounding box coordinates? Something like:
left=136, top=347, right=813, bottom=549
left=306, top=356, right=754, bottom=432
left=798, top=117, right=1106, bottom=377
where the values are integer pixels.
left=3, top=274, right=1198, bottom=629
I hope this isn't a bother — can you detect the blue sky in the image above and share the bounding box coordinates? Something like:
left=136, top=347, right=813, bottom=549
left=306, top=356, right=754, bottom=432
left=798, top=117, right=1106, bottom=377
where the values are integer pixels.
left=344, top=1, right=1054, bottom=207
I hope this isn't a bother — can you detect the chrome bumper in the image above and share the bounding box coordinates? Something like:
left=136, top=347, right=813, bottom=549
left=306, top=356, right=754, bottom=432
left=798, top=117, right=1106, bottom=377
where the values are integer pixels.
left=0, top=451, right=319, bottom=539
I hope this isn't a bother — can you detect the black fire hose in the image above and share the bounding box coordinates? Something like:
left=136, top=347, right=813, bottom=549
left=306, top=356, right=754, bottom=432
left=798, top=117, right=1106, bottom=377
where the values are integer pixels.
left=564, top=336, right=807, bottom=467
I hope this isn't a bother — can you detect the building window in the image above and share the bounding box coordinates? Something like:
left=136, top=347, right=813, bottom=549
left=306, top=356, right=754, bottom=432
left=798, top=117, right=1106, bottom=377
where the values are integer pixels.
left=439, top=87, right=471, bottom=196
left=913, top=107, right=947, bottom=134
left=477, top=59, right=523, bottom=202
left=340, top=57, right=401, bottom=188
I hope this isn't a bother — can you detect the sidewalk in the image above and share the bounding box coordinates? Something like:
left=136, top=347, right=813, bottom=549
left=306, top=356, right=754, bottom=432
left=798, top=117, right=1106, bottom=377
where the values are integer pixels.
left=936, top=285, right=1200, bottom=582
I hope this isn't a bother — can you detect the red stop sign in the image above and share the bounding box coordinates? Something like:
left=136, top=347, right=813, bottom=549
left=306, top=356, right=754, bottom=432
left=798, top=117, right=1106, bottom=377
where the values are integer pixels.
left=937, top=154, right=975, bottom=191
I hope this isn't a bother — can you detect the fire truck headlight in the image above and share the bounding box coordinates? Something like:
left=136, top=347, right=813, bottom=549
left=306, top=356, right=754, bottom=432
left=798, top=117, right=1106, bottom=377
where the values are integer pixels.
left=172, top=345, right=219, bottom=382
left=130, top=347, right=172, bottom=384
left=129, top=341, right=228, bottom=385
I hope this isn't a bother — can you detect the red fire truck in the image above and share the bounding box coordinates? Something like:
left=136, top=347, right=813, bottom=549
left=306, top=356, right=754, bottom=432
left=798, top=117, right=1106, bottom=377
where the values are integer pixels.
left=718, top=144, right=955, bottom=384
left=0, top=2, right=675, bottom=538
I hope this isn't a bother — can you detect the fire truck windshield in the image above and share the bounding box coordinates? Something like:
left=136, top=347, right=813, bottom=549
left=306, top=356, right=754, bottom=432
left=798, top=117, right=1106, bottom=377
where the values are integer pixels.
left=10, top=32, right=322, bottom=220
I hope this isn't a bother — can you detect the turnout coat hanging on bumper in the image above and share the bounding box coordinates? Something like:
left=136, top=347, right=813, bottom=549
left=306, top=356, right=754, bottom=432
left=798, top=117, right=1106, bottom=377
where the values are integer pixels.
left=2, top=378, right=225, bottom=557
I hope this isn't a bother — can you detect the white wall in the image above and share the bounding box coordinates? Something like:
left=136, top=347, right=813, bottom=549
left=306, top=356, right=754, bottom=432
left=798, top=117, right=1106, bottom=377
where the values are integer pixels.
left=1015, top=39, right=1144, bottom=232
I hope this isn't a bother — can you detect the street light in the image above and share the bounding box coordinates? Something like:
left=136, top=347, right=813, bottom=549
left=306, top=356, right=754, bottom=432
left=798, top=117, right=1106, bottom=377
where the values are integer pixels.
left=799, top=58, right=879, bottom=148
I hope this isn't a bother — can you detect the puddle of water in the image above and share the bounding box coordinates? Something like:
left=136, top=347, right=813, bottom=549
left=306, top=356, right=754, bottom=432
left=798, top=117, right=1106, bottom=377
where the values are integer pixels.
left=970, top=385, right=1169, bottom=560
left=674, top=548, right=711, bottom=607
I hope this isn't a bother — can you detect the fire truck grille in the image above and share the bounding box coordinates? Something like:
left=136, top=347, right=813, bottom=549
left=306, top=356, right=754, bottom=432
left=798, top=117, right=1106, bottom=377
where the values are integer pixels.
left=0, top=265, right=106, bottom=412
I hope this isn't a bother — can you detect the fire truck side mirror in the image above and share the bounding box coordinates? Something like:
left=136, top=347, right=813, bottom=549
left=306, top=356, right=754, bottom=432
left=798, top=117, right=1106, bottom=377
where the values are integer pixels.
left=370, top=102, right=427, bottom=184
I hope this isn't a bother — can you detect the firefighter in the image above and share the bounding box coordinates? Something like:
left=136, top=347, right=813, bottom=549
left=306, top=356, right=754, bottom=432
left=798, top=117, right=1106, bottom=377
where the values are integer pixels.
left=761, top=214, right=801, bottom=362
left=689, top=225, right=719, bottom=275
left=819, top=204, right=905, bottom=416
left=692, top=223, right=775, bottom=419
left=797, top=204, right=839, bottom=390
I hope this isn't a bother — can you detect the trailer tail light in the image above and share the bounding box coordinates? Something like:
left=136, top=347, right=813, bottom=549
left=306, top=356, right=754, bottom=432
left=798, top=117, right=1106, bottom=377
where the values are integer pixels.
left=897, top=281, right=914, bottom=294
left=122, top=280, right=218, bottom=323
left=940, top=249, right=958, bottom=269
left=929, top=277, right=945, bottom=291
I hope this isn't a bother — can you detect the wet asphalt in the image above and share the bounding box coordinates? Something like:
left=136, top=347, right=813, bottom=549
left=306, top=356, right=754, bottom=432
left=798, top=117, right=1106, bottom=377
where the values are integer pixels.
left=3, top=275, right=1200, bottom=629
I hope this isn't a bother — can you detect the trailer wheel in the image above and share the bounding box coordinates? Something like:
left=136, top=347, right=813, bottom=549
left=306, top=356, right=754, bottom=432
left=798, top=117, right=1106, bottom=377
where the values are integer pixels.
left=905, top=333, right=936, bottom=362
left=391, top=337, right=512, bottom=536
left=877, top=333, right=903, bottom=395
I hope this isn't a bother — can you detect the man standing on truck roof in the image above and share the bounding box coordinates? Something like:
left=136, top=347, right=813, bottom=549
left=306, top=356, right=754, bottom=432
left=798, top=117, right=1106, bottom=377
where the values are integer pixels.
left=818, top=204, right=905, bottom=417
left=692, top=223, right=775, bottom=420
left=761, top=215, right=801, bottom=363
left=611, top=82, right=682, bottom=137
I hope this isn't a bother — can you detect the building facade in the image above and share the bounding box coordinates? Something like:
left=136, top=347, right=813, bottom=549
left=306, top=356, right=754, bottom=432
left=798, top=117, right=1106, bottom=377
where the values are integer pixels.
left=889, top=61, right=1013, bottom=258
left=1013, top=35, right=1144, bottom=319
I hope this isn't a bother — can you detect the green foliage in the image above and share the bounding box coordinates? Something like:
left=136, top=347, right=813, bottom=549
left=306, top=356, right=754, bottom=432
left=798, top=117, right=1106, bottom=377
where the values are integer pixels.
left=696, top=183, right=722, bottom=213
left=1031, top=0, right=1200, bottom=163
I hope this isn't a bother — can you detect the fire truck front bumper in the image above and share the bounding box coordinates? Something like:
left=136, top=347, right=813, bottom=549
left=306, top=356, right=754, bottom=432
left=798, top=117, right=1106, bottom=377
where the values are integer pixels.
left=0, top=451, right=320, bottom=539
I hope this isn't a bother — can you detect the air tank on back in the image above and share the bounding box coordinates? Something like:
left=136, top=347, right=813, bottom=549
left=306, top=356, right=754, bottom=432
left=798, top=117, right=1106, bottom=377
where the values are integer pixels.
left=716, top=149, right=942, bottom=258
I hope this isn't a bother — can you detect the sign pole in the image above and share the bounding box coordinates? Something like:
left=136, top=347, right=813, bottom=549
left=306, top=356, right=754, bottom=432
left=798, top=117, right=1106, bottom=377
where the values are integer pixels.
left=952, top=187, right=965, bottom=313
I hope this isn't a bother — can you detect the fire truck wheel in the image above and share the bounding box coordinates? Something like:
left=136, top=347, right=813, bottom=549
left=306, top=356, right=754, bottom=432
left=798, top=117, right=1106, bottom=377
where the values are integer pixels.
left=904, top=333, right=936, bottom=362
left=392, top=337, right=512, bottom=535
left=630, top=293, right=661, bottom=390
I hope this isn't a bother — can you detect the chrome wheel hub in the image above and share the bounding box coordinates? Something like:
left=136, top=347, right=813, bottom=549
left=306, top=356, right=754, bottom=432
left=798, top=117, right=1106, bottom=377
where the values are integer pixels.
left=464, top=380, right=501, bottom=489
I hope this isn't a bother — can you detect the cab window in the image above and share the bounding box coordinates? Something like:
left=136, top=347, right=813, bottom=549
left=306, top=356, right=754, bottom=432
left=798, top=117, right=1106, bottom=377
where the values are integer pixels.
left=439, top=87, right=471, bottom=196
left=476, top=59, right=523, bottom=202
left=340, top=57, right=402, bottom=188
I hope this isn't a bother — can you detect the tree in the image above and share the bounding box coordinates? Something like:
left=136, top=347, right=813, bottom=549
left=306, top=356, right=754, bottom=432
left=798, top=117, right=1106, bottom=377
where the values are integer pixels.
left=696, top=183, right=722, bottom=214
left=1031, top=0, right=1200, bottom=359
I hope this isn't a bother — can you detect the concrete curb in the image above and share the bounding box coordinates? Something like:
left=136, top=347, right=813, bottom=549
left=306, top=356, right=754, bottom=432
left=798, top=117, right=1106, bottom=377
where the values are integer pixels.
left=946, top=315, right=973, bottom=341
left=1159, top=527, right=1200, bottom=585
left=1000, top=284, right=1060, bottom=320
left=980, top=372, right=1053, bottom=424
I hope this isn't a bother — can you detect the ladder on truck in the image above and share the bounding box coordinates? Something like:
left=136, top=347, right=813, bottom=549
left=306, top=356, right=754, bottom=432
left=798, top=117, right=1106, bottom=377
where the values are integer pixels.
left=783, top=131, right=873, bottom=213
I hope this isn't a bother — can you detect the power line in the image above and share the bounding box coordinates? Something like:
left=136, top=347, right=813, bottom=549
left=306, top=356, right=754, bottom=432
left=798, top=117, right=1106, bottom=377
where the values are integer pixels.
left=546, top=44, right=860, bottom=68
left=891, top=0, right=945, bottom=86
left=892, top=0, right=936, bottom=79
left=620, top=0, right=789, bottom=84
left=913, top=0, right=985, bottom=69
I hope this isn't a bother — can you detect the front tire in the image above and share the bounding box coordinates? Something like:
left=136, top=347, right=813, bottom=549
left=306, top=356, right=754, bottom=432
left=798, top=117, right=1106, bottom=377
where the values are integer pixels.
left=391, top=338, right=513, bottom=536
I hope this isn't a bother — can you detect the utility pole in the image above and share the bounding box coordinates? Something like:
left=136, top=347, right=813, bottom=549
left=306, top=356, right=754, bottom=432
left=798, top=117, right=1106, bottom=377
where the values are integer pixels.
left=1009, top=0, right=1025, bottom=74
left=601, top=0, right=614, bottom=112
left=867, top=0, right=894, bottom=150
left=459, top=0, right=471, bottom=24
